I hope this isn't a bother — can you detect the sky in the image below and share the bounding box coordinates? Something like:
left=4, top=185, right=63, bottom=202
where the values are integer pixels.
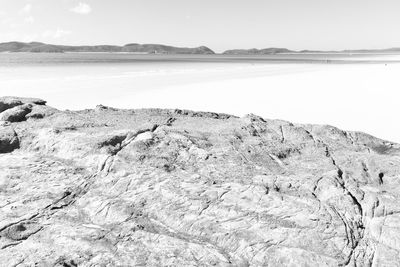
left=1, top=0, right=400, bottom=52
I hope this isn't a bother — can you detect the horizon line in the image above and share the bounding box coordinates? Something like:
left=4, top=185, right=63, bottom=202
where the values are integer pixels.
left=2, top=40, right=400, bottom=53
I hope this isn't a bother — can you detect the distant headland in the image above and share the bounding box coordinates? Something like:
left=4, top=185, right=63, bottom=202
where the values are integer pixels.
left=0, top=42, right=215, bottom=54
left=1, top=41, right=400, bottom=54
left=222, top=47, right=400, bottom=55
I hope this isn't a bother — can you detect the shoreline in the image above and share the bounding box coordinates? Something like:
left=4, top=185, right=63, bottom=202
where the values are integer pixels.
left=1, top=57, right=400, bottom=143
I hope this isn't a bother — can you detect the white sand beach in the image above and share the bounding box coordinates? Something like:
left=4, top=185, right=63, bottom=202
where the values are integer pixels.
left=1, top=57, right=399, bottom=143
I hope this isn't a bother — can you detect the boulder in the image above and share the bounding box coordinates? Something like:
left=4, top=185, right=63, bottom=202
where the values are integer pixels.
left=26, top=105, right=57, bottom=119
left=0, top=104, right=32, bottom=122
left=0, top=97, right=46, bottom=113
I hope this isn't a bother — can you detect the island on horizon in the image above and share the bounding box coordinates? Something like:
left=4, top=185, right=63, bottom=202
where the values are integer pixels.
left=0, top=41, right=215, bottom=54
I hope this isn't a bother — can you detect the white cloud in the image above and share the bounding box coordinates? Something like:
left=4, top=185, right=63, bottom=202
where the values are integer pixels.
left=20, top=4, right=32, bottom=15
left=24, top=16, right=35, bottom=24
left=42, top=28, right=71, bottom=39
left=70, top=2, right=92, bottom=15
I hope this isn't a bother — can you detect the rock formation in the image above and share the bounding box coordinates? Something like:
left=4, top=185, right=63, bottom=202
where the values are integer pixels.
left=0, top=97, right=399, bottom=266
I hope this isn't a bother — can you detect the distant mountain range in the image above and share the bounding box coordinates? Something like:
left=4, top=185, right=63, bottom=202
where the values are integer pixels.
left=223, top=47, right=400, bottom=55
left=222, top=48, right=293, bottom=55
left=1, top=42, right=400, bottom=54
left=0, top=42, right=215, bottom=54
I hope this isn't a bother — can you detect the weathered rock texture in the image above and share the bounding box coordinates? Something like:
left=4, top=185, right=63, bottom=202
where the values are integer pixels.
left=0, top=97, right=399, bottom=266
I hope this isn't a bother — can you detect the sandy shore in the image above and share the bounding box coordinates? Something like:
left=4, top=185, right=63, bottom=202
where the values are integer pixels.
left=1, top=61, right=399, bottom=143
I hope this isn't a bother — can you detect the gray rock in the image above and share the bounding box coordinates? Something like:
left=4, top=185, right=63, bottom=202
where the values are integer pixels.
left=25, top=105, right=58, bottom=120
left=0, top=104, right=32, bottom=122
left=0, top=96, right=46, bottom=113
left=0, top=126, right=19, bottom=153
left=0, top=97, right=55, bottom=123
left=0, top=99, right=399, bottom=266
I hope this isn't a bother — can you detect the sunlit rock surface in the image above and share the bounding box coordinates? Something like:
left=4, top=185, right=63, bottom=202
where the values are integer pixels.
left=0, top=97, right=399, bottom=266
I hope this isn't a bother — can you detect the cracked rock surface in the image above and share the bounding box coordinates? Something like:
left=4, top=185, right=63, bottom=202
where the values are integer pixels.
left=0, top=97, right=400, bottom=266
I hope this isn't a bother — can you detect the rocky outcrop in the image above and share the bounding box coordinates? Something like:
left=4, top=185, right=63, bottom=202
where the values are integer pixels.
left=0, top=97, right=46, bottom=113
left=0, top=97, right=56, bottom=123
left=0, top=97, right=399, bottom=266
left=0, top=104, right=33, bottom=123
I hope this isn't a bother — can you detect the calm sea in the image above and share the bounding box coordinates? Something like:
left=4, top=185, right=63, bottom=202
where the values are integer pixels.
left=1, top=52, right=399, bottom=111
left=1, top=52, right=399, bottom=66
left=1, top=52, right=400, bottom=143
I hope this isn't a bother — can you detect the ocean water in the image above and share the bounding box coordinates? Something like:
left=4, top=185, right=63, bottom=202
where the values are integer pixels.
left=1, top=53, right=400, bottom=142
left=0, top=53, right=343, bottom=109
left=1, top=52, right=400, bottom=65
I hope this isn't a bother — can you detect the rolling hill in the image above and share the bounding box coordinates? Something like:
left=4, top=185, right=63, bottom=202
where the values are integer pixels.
left=0, top=42, right=215, bottom=54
